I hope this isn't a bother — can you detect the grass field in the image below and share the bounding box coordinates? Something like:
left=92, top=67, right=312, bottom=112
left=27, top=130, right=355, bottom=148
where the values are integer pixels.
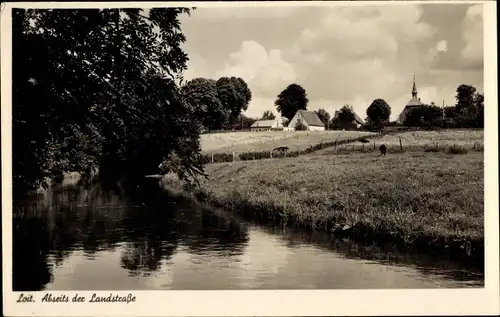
left=165, top=149, right=484, bottom=256
left=200, top=130, right=376, bottom=154
left=315, top=129, right=484, bottom=155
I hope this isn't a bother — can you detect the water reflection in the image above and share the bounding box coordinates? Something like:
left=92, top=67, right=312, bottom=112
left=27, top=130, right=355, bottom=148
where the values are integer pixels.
left=12, top=177, right=483, bottom=290
left=259, top=226, right=484, bottom=286
left=13, top=178, right=249, bottom=290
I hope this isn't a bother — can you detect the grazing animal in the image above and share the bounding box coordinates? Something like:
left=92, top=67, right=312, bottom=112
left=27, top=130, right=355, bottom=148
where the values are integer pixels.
left=273, top=146, right=289, bottom=152
left=379, top=144, right=387, bottom=156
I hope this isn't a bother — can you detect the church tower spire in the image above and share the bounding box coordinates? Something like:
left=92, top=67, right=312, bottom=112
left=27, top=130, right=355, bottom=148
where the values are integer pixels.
left=412, top=74, right=418, bottom=98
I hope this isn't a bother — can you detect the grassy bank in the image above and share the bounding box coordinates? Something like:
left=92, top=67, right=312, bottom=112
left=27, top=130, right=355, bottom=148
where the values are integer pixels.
left=165, top=151, right=484, bottom=261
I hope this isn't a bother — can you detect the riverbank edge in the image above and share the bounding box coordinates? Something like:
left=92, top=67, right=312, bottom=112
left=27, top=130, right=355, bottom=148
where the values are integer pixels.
left=163, top=178, right=484, bottom=267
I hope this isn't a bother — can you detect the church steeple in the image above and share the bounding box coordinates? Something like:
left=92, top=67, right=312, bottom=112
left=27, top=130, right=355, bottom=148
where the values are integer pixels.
left=412, top=74, right=418, bottom=98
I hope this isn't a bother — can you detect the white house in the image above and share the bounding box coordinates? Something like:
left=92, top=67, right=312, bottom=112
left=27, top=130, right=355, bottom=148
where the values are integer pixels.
left=288, top=110, right=325, bottom=131
left=250, top=119, right=284, bottom=132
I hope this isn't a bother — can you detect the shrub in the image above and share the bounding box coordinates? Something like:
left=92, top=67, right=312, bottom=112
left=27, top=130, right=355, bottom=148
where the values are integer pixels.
left=424, top=145, right=441, bottom=153
left=447, top=145, right=469, bottom=155
left=295, top=121, right=307, bottom=131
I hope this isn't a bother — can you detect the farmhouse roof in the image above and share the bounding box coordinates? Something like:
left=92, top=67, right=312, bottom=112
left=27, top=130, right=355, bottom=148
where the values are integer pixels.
left=251, top=120, right=279, bottom=128
left=405, top=97, right=424, bottom=107
left=297, top=110, right=324, bottom=127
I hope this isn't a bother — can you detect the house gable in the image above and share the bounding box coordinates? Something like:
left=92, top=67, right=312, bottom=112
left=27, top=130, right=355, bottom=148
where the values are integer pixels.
left=288, top=110, right=325, bottom=130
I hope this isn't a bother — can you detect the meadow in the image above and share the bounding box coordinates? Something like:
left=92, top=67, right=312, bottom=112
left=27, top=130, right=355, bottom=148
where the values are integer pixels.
left=166, top=148, right=484, bottom=257
left=200, top=130, right=376, bottom=154
left=315, top=129, right=484, bottom=155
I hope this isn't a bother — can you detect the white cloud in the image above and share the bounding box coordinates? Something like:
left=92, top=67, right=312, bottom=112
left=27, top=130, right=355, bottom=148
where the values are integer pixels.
left=215, top=41, right=297, bottom=99
left=461, top=5, right=483, bottom=67
left=179, top=4, right=482, bottom=122
left=183, top=53, right=212, bottom=81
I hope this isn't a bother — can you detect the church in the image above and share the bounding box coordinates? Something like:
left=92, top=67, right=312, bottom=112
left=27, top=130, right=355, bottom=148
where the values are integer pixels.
left=396, top=76, right=424, bottom=124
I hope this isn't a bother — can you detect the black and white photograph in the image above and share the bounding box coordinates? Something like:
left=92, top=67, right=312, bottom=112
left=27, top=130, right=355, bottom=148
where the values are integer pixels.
left=2, top=1, right=498, bottom=316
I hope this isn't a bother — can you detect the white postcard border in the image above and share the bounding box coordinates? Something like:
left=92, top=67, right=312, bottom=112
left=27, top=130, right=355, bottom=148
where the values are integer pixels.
left=2, top=1, right=499, bottom=316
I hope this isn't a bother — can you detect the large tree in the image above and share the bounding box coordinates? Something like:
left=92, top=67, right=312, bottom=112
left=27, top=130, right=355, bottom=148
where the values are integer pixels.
left=216, top=76, right=252, bottom=122
left=331, top=105, right=356, bottom=130
left=275, top=83, right=308, bottom=121
left=181, top=77, right=229, bottom=130
left=261, top=110, right=276, bottom=120
left=455, top=84, right=477, bottom=115
left=314, top=108, right=330, bottom=128
left=366, top=99, right=391, bottom=127
left=13, top=8, right=204, bottom=196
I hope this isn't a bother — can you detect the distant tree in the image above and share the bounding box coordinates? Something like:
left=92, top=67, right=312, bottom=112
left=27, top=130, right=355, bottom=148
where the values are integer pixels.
left=181, top=77, right=229, bottom=130
left=331, top=105, right=357, bottom=130
left=261, top=110, right=276, bottom=120
left=275, top=83, right=309, bottom=121
left=455, top=84, right=477, bottom=115
left=227, top=114, right=256, bottom=130
left=216, top=76, right=252, bottom=121
left=338, top=105, right=356, bottom=124
left=315, top=108, right=330, bottom=128
left=404, top=104, right=442, bottom=127
left=366, top=99, right=391, bottom=128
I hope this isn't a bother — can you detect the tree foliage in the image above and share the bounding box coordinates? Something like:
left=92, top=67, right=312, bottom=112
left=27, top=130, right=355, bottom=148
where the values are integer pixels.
left=261, top=110, right=276, bottom=120
left=314, top=108, right=330, bottom=128
left=294, top=121, right=307, bottom=131
left=227, top=114, right=256, bottom=130
left=180, top=76, right=252, bottom=131
left=181, top=77, right=228, bottom=130
left=275, top=83, right=309, bottom=121
left=13, top=8, right=204, bottom=197
left=331, top=105, right=357, bottom=130
left=404, top=104, right=442, bottom=127
left=366, top=99, right=391, bottom=127
left=400, top=85, right=484, bottom=129
left=455, top=84, right=477, bottom=115
left=216, top=76, right=252, bottom=122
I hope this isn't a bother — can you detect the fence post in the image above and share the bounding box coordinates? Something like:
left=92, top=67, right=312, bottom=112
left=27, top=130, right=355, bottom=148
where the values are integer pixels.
left=233, top=151, right=236, bottom=162
left=362, top=143, right=365, bottom=151
left=399, top=137, right=403, bottom=151
left=211, top=153, right=214, bottom=163
left=373, top=141, right=376, bottom=150
left=270, top=150, right=273, bottom=158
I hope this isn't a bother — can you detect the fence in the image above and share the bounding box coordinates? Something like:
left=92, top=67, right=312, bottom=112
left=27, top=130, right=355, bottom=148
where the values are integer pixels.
left=199, top=135, right=381, bottom=164
left=199, top=136, right=484, bottom=165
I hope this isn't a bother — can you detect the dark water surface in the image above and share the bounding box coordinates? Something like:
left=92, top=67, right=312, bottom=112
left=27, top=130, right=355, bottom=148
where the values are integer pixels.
left=13, top=175, right=484, bottom=291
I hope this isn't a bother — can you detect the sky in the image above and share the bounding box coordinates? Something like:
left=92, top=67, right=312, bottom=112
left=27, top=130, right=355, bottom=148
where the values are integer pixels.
left=178, top=3, right=484, bottom=121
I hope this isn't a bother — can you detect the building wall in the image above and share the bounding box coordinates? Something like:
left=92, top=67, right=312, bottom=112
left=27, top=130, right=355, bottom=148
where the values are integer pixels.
left=308, top=126, right=325, bottom=131
left=288, top=112, right=303, bottom=130
left=251, top=127, right=271, bottom=132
